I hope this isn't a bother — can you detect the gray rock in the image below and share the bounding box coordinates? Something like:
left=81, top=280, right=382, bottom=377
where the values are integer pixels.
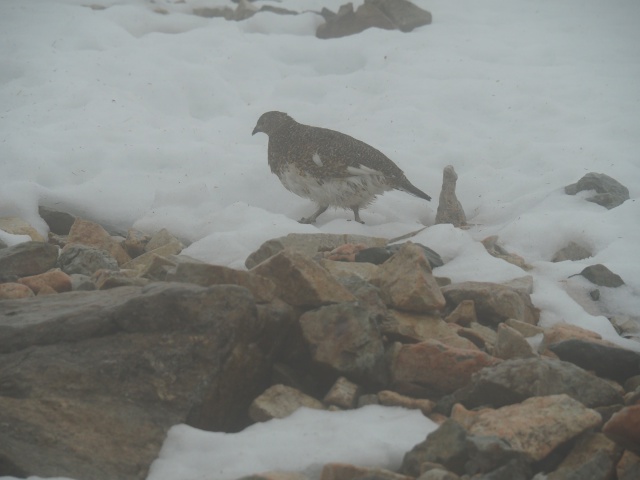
left=465, top=436, right=530, bottom=476
left=435, top=165, right=466, bottom=227
left=402, top=419, right=468, bottom=476
left=298, top=302, right=386, bottom=385
left=38, top=206, right=76, bottom=235
left=565, top=172, right=630, bottom=209
left=548, top=339, right=640, bottom=382
left=0, top=241, right=58, bottom=278
left=493, top=323, right=537, bottom=360
left=69, top=273, right=96, bottom=291
left=544, top=432, right=621, bottom=480
left=551, top=241, right=593, bottom=262
left=471, top=458, right=532, bottom=480
left=0, top=283, right=293, bottom=479
left=447, top=357, right=623, bottom=411
left=356, top=242, right=443, bottom=269
left=58, top=244, right=119, bottom=276
left=574, top=264, right=625, bottom=287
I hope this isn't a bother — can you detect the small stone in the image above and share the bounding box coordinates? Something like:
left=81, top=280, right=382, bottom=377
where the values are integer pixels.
left=435, top=165, right=466, bottom=227
left=323, top=377, right=361, bottom=409
left=504, top=319, right=543, bottom=338
left=122, top=240, right=184, bottom=275
left=565, top=172, right=629, bottom=209
left=248, top=384, right=325, bottom=422
left=237, top=472, right=310, bottom=480
left=402, top=419, right=468, bottom=476
left=122, top=228, right=151, bottom=258
left=59, top=244, right=119, bottom=276
left=18, top=269, right=72, bottom=294
left=144, top=228, right=183, bottom=252
left=357, top=394, right=380, bottom=408
left=69, top=273, right=96, bottom=291
left=617, top=450, right=640, bottom=480
left=0, top=241, right=59, bottom=278
left=444, top=299, right=477, bottom=327
left=377, top=390, right=435, bottom=415
left=493, top=323, right=537, bottom=360
left=416, top=469, right=460, bottom=480
left=544, top=432, right=621, bottom=480
left=551, top=241, right=593, bottom=262
left=481, top=236, right=532, bottom=270
left=92, top=269, right=150, bottom=290
left=67, top=218, right=131, bottom=266
left=38, top=206, right=76, bottom=235
left=320, top=462, right=413, bottom=480
left=36, top=284, right=58, bottom=296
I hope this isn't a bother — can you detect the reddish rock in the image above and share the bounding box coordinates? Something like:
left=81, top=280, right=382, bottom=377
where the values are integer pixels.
left=390, top=339, right=500, bottom=394
left=18, top=269, right=72, bottom=294
left=444, top=299, right=477, bottom=326
left=542, top=323, right=608, bottom=346
left=545, top=432, right=621, bottom=480
left=0, top=282, right=35, bottom=299
left=370, top=242, right=446, bottom=313
left=617, top=450, right=640, bottom=480
left=452, top=394, right=603, bottom=461
left=323, top=377, right=361, bottom=409
left=604, top=405, right=640, bottom=453
left=67, top=219, right=131, bottom=266
left=251, top=250, right=355, bottom=307
left=377, top=390, right=435, bottom=415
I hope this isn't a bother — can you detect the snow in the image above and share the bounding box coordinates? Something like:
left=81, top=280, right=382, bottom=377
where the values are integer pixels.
left=1, top=0, right=639, bottom=478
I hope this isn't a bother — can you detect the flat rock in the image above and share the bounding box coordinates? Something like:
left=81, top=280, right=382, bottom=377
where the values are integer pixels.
left=0, top=241, right=59, bottom=278
left=451, top=394, right=602, bottom=461
left=370, top=242, right=446, bottom=313
left=251, top=249, right=355, bottom=307
left=18, top=269, right=72, bottom=294
left=548, top=339, right=640, bottom=382
left=249, top=384, right=325, bottom=422
left=66, top=218, right=131, bottom=265
left=390, top=339, right=500, bottom=395
left=245, top=233, right=387, bottom=269
left=441, top=281, right=539, bottom=326
left=449, top=357, right=623, bottom=410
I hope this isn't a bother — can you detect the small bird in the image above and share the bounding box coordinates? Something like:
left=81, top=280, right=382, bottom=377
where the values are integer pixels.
left=252, top=111, right=431, bottom=224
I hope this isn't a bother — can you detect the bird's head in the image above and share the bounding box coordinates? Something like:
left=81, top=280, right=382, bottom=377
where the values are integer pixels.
left=252, top=111, right=293, bottom=136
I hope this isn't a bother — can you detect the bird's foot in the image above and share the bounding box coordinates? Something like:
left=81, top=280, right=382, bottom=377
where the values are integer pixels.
left=298, top=217, right=315, bottom=224
left=351, top=207, right=365, bottom=224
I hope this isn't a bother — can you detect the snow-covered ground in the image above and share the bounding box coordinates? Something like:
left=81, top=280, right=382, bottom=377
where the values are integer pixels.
left=1, top=0, right=639, bottom=478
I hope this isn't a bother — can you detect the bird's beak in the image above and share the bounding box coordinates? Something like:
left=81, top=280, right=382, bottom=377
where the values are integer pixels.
left=252, top=126, right=259, bottom=136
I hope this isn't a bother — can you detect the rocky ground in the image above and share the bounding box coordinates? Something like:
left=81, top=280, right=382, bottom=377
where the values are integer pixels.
left=1, top=202, right=639, bottom=480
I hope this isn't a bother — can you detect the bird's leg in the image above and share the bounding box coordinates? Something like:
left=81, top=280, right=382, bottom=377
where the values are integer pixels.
left=351, top=206, right=365, bottom=224
left=299, top=205, right=328, bottom=224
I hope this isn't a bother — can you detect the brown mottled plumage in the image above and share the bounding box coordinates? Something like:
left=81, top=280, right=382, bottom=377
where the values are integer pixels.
left=252, top=111, right=431, bottom=224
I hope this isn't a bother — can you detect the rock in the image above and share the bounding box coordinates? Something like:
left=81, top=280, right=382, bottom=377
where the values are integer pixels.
left=0, top=282, right=35, bottom=299
left=320, top=462, right=413, bottom=480
left=544, top=432, right=621, bottom=480
left=493, top=323, right=536, bottom=360
left=69, top=273, right=96, bottom=291
left=575, top=263, right=625, bottom=287
left=17, top=269, right=72, bottom=294
left=59, top=244, right=119, bottom=275
left=481, top=236, right=532, bottom=270
left=0, top=283, right=293, bottom=479
left=92, top=269, right=150, bottom=289
left=378, top=390, right=435, bottom=415
left=416, top=469, right=460, bottom=480
left=319, top=258, right=380, bottom=282
left=501, top=275, right=534, bottom=295
left=455, top=322, right=498, bottom=353
left=323, top=377, right=361, bottom=409
left=603, top=405, right=640, bottom=454
left=298, top=303, right=385, bottom=384
left=381, top=310, right=478, bottom=349
left=0, top=241, right=59, bottom=278
left=370, top=243, right=446, bottom=313
left=451, top=394, right=602, bottom=462
left=249, top=384, right=325, bottom=422
left=390, top=340, right=500, bottom=395
left=144, top=228, right=184, bottom=252
left=238, top=471, right=311, bottom=480
left=251, top=250, right=355, bottom=307
left=542, top=323, right=605, bottom=346
left=617, top=450, right=640, bottom=480
left=470, top=458, right=532, bottom=480
left=402, top=419, right=468, bottom=476
left=565, top=172, right=630, bottom=209
left=356, top=243, right=444, bottom=270
left=0, top=216, right=45, bottom=241
left=504, top=318, right=543, bottom=338
left=464, top=435, right=530, bottom=477
left=122, top=228, right=151, bottom=258
left=610, top=315, right=640, bottom=341
left=444, top=299, right=477, bottom=327
left=122, top=240, right=183, bottom=275
left=448, top=357, right=623, bottom=410
left=435, top=166, right=466, bottom=227
left=548, top=339, right=640, bottom=382
left=167, top=262, right=276, bottom=303
left=66, top=218, right=131, bottom=265
left=245, top=233, right=387, bottom=269
left=38, top=206, right=76, bottom=235
left=551, top=241, right=593, bottom=262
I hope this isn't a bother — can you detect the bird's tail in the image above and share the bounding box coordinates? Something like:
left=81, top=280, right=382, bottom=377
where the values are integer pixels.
left=401, top=181, right=432, bottom=201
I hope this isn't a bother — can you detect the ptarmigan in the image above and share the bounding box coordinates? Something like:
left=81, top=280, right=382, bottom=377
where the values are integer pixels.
left=252, top=111, right=431, bottom=224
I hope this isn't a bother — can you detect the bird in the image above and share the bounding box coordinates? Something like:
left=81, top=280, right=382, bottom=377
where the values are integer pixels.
left=252, top=111, right=431, bottom=224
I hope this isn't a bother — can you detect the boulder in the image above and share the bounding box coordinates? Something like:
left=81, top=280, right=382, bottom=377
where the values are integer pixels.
left=249, top=384, right=325, bottom=422
left=38, top=206, right=76, bottom=235
left=299, top=302, right=385, bottom=384
left=603, top=405, right=640, bottom=454
left=402, top=419, right=468, bottom=476
left=66, top=218, right=131, bottom=265
left=617, top=450, right=640, bottom=480
left=448, top=357, right=623, bottom=410
left=370, top=243, right=446, bottom=313
left=17, top=269, right=72, bottom=294
left=251, top=250, right=355, bottom=307
left=0, top=241, right=58, bottom=278
left=390, top=340, right=500, bottom=395
left=0, top=282, right=35, bottom=300
left=544, top=432, right=621, bottom=480
left=441, top=281, right=539, bottom=326
left=565, top=172, right=630, bottom=209
left=451, top=395, right=602, bottom=461
left=0, top=283, right=293, bottom=479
